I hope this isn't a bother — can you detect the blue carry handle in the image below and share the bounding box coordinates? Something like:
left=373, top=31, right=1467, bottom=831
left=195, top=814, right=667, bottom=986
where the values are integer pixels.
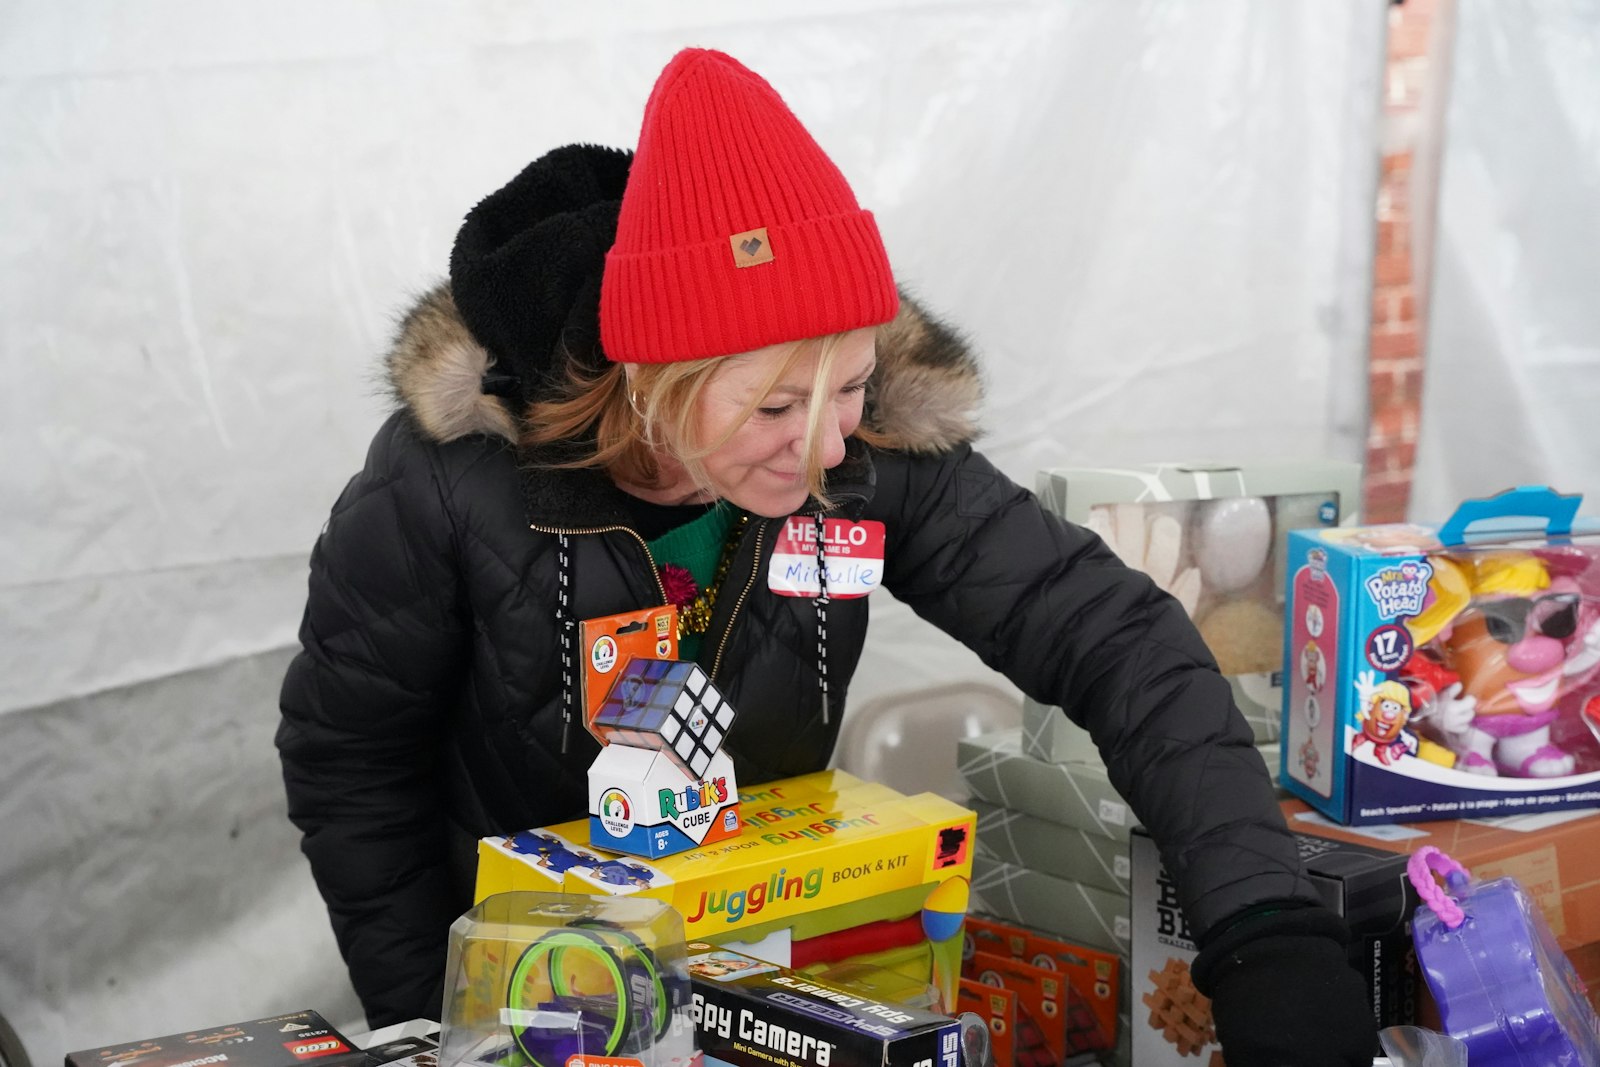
left=1437, top=485, right=1581, bottom=546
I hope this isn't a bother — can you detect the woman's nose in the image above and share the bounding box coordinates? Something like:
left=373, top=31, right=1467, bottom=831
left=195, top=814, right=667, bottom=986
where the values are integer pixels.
left=818, top=412, right=848, bottom=468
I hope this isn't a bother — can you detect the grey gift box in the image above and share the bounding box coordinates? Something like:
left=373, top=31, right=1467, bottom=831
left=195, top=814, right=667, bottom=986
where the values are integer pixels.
left=972, top=853, right=1131, bottom=957
left=972, top=796, right=1131, bottom=895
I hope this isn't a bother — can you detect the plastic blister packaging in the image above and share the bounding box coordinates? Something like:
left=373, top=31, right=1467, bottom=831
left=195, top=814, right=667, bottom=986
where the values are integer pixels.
left=1408, top=846, right=1600, bottom=1065
left=439, top=892, right=697, bottom=1067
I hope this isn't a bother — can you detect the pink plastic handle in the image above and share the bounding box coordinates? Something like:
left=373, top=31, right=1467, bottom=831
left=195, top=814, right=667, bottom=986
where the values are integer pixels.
left=1408, top=846, right=1469, bottom=930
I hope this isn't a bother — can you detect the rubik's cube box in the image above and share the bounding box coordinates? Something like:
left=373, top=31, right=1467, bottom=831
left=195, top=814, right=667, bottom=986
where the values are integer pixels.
left=480, top=777, right=975, bottom=1007
left=1038, top=461, right=1362, bottom=744
left=1280, top=486, right=1600, bottom=827
left=687, top=945, right=961, bottom=1067
left=1129, top=820, right=1418, bottom=1066
left=587, top=656, right=742, bottom=857
left=65, top=1011, right=360, bottom=1067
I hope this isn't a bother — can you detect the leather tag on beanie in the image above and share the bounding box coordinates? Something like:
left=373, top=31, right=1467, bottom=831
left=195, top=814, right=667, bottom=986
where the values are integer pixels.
left=729, top=227, right=774, bottom=268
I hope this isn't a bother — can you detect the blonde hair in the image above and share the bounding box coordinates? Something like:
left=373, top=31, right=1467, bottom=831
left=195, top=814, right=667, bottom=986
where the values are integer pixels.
left=1468, top=552, right=1550, bottom=598
left=524, top=332, right=885, bottom=507
left=1406, top=551, right=1551, bottom=646
left=1367, top=680, right=1411, bottom=714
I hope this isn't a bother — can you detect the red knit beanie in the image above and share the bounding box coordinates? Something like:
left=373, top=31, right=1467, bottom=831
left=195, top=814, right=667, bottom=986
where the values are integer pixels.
left=601, top=48, right=899, bottom=364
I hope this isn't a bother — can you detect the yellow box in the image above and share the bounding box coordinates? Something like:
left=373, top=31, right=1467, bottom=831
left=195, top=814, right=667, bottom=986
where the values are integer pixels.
left=477, top=783, right=976, bottom=1008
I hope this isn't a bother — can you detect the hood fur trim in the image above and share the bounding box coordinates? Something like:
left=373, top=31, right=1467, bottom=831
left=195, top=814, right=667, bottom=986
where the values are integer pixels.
left=385, top=284, right=982, bottom=454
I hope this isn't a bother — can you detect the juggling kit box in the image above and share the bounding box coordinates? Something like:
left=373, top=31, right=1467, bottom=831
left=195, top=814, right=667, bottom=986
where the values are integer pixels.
left=686, top=945, right=961, bottom=1067
left=1280, top=486, right=1600, bottom=826
left=1037, top=461, right=1362, bottom=744
left=1129, top=819, right=1419, bottom=1067
left=479, top=773, right=976, bottom=1009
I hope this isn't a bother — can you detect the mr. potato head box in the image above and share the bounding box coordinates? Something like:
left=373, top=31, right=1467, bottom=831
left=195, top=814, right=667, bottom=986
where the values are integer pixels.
left=1280, top=487, right=1600, bottom=827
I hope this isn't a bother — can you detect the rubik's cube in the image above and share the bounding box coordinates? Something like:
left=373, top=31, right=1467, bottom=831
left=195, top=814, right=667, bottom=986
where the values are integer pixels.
left=591, top=658, right=736, bottom=780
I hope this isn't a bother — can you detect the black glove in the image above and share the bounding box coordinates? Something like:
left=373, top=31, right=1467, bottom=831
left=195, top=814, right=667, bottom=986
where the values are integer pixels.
left=1191, top=907, right=1378, bottom=1067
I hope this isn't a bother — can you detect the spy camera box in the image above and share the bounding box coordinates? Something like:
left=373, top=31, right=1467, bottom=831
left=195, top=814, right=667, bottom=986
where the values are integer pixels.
left=65, top=1010, right=359, bottom=1067
left=687, top=945, right=961, bottom=1067
left=1280, top=487, right=1600, bottom=827
left=589, top=742, right=741, bottom=858
left=1038, top=461, right=1361, bottom=744
left=1129, top=821, right=1417, bottom=1067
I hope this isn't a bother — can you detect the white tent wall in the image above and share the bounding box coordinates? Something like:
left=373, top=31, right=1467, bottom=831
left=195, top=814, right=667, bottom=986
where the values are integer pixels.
left=0, top=2, right=1388, bottom=1062
left=1410, top=0, right=1600, bottom=518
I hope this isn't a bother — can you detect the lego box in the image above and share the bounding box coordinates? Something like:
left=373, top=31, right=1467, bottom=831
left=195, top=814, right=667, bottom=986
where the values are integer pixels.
left=1281, top=486, right=1600, bottom=826
left=1038, top=461, right=1362, bottom=743
left=687, top=945, right=961, bottom=1067
left=66, top=1011, right=359, bottom=1067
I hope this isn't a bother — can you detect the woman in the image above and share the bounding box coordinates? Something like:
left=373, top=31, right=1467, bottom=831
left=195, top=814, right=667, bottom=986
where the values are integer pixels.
left=278, top=48, right=1375, bottom=1064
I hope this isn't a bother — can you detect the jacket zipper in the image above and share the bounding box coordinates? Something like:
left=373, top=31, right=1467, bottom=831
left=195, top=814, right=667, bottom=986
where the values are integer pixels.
left=527, top=522, right=668, bottom=604
left=711, top=519, right=768, bottom=680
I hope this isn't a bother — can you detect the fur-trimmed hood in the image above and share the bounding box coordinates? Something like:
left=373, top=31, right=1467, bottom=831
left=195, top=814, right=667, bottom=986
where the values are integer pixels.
left=386, top=283, right=984, bottom=455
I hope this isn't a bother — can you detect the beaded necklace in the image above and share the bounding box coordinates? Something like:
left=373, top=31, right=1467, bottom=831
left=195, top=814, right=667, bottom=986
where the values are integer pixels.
left=662, top=512, right=751, bottom=637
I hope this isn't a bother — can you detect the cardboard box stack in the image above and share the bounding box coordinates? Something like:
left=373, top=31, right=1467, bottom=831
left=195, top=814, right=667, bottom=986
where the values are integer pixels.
left=1129, top=812, right=1421, bottom=1067
left=960, top=713, right=1282, bottom=1067
left=957, top=462, right=1359, bottom=1064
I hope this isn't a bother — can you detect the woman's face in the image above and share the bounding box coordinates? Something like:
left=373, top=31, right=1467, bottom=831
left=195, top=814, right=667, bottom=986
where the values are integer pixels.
left=695, top=328, right=878, bottom=518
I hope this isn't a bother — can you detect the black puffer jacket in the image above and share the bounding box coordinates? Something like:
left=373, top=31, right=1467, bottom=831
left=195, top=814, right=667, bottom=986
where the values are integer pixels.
left=277, top=156, right=1319, bottom=1029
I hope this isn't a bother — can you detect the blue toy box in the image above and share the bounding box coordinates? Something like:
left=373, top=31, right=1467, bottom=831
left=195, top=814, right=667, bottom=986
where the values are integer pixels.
left=1281, top=487, right=1600, bottom=826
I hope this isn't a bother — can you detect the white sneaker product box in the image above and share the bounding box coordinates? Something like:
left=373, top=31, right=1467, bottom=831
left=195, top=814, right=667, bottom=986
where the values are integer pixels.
left=589, top=743, right=741, bottom=858
left=1037, top=461, right=1362, bottom=744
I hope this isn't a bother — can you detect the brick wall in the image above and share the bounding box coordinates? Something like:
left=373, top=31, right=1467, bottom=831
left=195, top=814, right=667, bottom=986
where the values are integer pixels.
left=1364, top=0, right=1440, bottom=522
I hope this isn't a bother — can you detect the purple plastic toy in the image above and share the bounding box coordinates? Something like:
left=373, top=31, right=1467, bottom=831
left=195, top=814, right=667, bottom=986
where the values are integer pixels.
left=1409, top=845, right=1600, bottom=1065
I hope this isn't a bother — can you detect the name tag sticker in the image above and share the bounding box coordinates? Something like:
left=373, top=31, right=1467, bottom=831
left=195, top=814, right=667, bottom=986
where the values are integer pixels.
left=768, top=517, right=886, bottom=599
